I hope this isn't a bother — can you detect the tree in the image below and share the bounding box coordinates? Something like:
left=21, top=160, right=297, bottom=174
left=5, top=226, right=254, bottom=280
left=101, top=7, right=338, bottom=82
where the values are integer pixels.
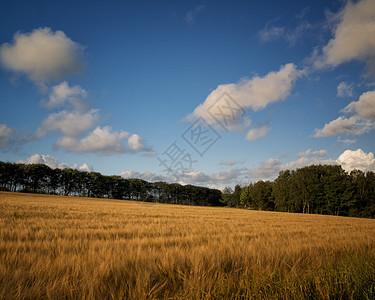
left=272, top=170, right=292, bottom=212
left=250, top=181, right=274, bottom=210
left=221, top=186, right=234, bottom=206
left=231, top=184, right=242, bottom=207
left=240, top=184, right=252, bottom=208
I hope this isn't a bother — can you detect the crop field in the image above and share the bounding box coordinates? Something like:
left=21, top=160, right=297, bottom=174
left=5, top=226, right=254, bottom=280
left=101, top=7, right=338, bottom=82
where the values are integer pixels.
left=1, top=191, right=375, bottom=299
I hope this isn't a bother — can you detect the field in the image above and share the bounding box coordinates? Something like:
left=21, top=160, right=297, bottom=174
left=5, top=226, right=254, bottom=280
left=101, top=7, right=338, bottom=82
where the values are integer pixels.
left=1, top=192, right=375, bottom=299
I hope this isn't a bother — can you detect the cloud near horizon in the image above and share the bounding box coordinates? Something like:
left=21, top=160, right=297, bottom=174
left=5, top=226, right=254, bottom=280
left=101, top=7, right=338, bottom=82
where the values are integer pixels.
left=0, top=27, right=85, bottom=89
left=17, top=153, right=93, bottom=172
left=119, top=148, right=375, bottom=189
left=337, top=149, right=375, bottom=173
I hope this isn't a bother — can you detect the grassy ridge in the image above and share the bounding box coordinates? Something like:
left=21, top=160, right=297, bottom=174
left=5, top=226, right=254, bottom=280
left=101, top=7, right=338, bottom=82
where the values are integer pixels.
left=1, top=192, right=375, bottom=299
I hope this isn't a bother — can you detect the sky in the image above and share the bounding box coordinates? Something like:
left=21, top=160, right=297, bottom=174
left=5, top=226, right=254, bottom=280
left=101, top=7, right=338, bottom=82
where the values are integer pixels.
left=1, top=0, right=375, bottom=189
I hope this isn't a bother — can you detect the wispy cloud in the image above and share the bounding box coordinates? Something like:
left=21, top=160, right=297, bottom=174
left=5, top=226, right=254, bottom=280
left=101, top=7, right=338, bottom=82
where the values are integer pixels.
left=185, top=4, right=205, bottom=25
left=258, top=7, right=312, bottom=47
left=0, top=124, right=16, bottom=149
left=297, top=148, right=328, bottom=158
left=337, top=136, right=356, bottom=145
left=337, top=82, right=354, bottom=98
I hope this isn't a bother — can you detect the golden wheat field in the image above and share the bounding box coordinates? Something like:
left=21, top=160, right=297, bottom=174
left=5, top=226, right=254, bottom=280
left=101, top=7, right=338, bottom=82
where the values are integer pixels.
left=1, top=192, right=375, bottom=299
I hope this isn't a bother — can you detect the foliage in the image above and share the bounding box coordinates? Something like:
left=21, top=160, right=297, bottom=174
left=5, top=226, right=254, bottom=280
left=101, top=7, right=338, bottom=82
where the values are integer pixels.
left=231, top=164, right=375, bottom=218
left=0, top=161, right=223, bottom=207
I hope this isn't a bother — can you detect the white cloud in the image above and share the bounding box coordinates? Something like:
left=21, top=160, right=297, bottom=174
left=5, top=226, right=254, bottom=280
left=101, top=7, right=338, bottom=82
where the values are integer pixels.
left=313, top=0, right=375, bottom=74
left=337, top=82, right=354, bottom=98
left=35, top=109, right=99, bottom=139
left=43, top=81, right=88, bottom=110
left=336, top=149, right=375, bottom=173
left=246, top=125, right=270, bottom=141
left=0, top=27, right=84, bottom=87
left=0, top=124, right=15, bottom=149
left=315, top=90, right=375, bottom=137
left=16, top=153, right=93, bottom=171
left=128, top=134, right=148, bottom=152
left=78, top=163, right=93, bottom=172
left=55, top=126, right=151, bottom=155
left=344, top=90, right=375, bottom=119
left=185, top=4, right=205, bottom=25
left=186, top=63, right=303, bottom=137
left=314, top=116, right=374, bottom=137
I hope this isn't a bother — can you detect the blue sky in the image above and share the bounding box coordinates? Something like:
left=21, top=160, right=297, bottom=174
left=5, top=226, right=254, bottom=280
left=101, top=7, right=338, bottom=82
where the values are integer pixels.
left=1, top=0, right=375, bottom=189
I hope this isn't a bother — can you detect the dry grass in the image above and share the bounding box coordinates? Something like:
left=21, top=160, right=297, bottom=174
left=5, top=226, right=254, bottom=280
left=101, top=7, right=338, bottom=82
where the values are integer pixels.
left=1, top=191, right=375, bottom=299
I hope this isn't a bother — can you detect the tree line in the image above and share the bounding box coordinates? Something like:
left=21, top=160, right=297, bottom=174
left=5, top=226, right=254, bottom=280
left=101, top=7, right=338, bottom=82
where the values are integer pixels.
left=223, top=164, right=375, bottom=218
left=0, top=162, right=223, bottom=206
left=1, top=161, right=374, bottom=218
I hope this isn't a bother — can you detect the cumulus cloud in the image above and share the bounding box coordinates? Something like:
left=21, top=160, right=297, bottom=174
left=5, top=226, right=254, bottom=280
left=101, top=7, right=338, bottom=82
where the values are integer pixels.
left=314, top=116, right=373, bottom=137
left=186, top=63, right=303, bottom=137
left=0, top=27, right=84, bottom=87
left=185, top=4, right=205, bottom=25
left=344, top=90, right=375, bottom=119
left=35, top=109, right=100, bottom=139
left=337, top=82, right=354, bottom=98
left=246, top=125, right=270, bottom=141
left=55, top=126, right=151, bottom=155
left=315, top=90, right=375, bottom=137
left=313, top=0, right=375, bottom=74
left=42, top=81, right=88, bottom=110
left=0, top=124, right=15, bottom=149
left=336, top=149, right=375, bottom=173
left=16, top=153, right=93, bottom=171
